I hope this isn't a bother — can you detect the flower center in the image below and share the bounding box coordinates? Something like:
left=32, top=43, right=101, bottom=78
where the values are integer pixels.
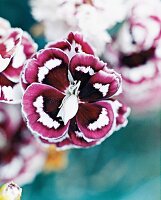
left=57, top=80, right=81, bottom=125
left=120, top=47, right=155, bottom=68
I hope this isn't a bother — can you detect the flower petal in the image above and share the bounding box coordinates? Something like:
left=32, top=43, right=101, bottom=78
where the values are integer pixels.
left=0, top=17, right=10, bottom=38
left=76, top=101, right=115, bottom=140
left=46, top=32, right=94, bottom=59
left=67, top=32, right=94, bottom=55
left=22, top=83, right=70, bottom=140
left=79, top=68, right=122, bottom=102
left=37, top=118, right=97, bottom=149
left=46, top=40, right=72, bottom=53
left=22, top=48, right=70, bottom=92
left=0, top=74, right=22, bottom=103
left=68, top=119, right=97, bottom=148
left=3, top=31, right=37, bottom=83
left=0, top=28, right=22, bottom=72
left=69, top=53, right=105, bottom=88
left=3, top=66, right=22, bottom=83
left=0, top=104, right=22, bottom=140
left=39, top=136, right=73, bottom=150
left=112, top=100, right=131, bottom=131
left=55, top=138, right=74, bottom=150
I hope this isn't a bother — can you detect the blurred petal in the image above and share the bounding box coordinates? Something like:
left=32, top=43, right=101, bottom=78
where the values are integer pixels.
left=0, top=29, right=22, bottom=72
left=3, top=31, right=37, bottom=83
left=0, top=74, right=22, bottom=104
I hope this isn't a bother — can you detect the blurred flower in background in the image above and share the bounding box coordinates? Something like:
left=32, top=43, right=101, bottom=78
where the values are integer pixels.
left=104, top=0, right=161, bottom=115
left=44, top=145, right=68, bottom=172
left=30, top=0, right=127, bottom=55
left=0, top=18, right=37, bottom=104
left=0, top=103, right=45, bottom=185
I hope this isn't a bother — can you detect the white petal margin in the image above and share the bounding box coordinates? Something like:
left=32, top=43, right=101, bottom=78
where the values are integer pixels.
left=112, top=100, right=131, bottom=131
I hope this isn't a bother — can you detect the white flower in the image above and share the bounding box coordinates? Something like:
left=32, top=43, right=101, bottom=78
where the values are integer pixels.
left=31, top=0, right=127, bottom=55
left=116, top=0, right=161, bottom=54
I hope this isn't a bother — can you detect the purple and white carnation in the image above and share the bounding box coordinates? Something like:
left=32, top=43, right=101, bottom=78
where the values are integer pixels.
left=0, top=18, right=37, bottom=104
left=104, top=0, right=161, bottom=114
left=21, top=32, right=130, bottom=150
left=0, top=103, right=45, bottom=185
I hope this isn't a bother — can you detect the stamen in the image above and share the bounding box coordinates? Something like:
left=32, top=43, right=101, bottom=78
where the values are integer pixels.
left=68, top=70, right=74, bottom=83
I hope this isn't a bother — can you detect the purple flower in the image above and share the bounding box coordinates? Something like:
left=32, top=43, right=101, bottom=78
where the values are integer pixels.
left=104, top=0, right=161, bottom=114
left=0, top=18, right=37, bottom=104
left=22, top=32, right=130, bottom=149
left=0, top=103, right=45, bottom=185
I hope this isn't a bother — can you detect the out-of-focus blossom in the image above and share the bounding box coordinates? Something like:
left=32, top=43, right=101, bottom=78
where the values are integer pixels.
left=30, top=0, right=126, bottom=55
left=44, top=145, right=68, bottom=172
left=104, top=0, right=161, bottom=114
left=0, top=103, right=45, bottom=186
left=0, top=18, right=10, bottom=39
left=0, top=182, right=22, bottom=200
left=0, top=17, right=37, bottom=104
left=21, top=32, right=130, bottom=150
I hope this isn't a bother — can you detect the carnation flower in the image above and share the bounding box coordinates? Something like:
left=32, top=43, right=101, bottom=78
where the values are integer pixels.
left=22, top=32, right=130, bottom=150
left=0, top=18, right=37, bottom=104
left=104, top=0, right=161, bottom=114
left=30, top=0, right=126, bottom=55
left=0, top=103, right=45, bottom=185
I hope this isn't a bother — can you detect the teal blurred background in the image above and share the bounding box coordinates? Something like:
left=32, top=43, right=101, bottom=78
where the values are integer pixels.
left=22, top=115, right=160, bottom=200
left=0, top=0, right=160, bottom=199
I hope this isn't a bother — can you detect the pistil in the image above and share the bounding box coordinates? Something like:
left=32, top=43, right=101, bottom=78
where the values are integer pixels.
left=57, top=81, right=81, bottom=125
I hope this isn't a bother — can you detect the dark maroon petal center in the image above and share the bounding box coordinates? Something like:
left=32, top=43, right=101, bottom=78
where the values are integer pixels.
left=120, top=47, right=156, bottom=68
